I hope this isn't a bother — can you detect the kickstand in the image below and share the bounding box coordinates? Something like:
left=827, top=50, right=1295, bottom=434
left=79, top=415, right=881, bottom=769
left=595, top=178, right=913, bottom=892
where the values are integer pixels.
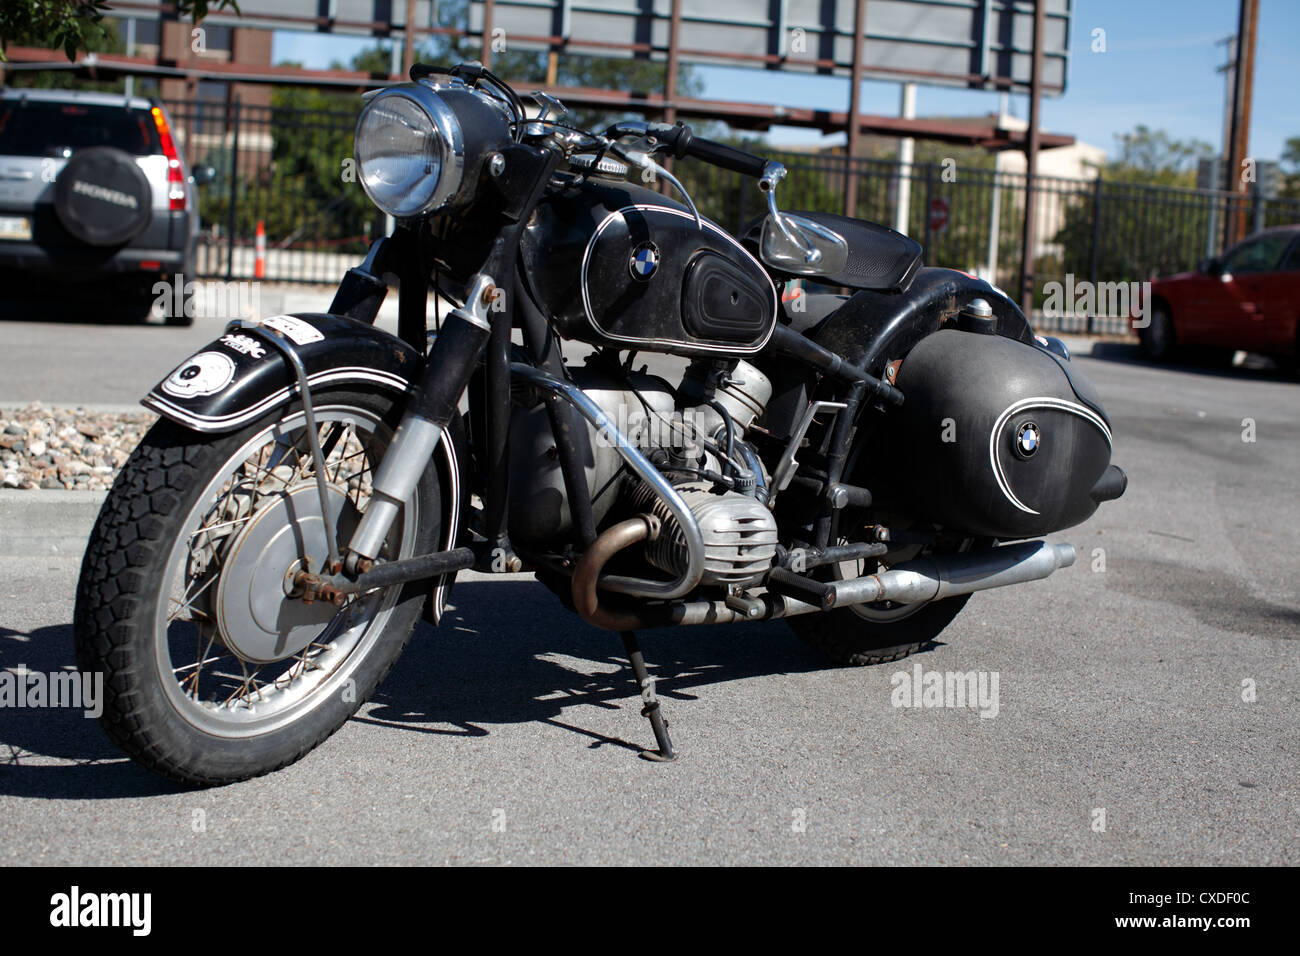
left=619, top=631, right=676, bottom=762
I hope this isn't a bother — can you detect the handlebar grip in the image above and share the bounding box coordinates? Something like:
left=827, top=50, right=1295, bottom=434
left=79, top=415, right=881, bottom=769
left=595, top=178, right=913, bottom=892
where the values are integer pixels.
left=683, top=136, right=768, bottom=178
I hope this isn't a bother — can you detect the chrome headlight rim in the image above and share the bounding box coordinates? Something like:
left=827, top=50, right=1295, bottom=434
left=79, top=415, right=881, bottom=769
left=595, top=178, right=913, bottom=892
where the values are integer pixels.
left=354, top=84, right=467, bottom=219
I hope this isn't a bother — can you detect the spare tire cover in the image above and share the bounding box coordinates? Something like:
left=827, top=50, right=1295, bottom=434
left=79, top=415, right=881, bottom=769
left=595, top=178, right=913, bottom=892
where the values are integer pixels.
left=54, top=146, right=153, bottom=246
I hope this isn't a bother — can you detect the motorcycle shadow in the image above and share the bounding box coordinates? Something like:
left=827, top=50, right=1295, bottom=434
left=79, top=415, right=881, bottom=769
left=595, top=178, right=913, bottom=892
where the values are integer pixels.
left=358, top=578, right=830, bottom=751
left=0, top=622, right=151, bottom=798
left=0, top=578, right=896, bottom=798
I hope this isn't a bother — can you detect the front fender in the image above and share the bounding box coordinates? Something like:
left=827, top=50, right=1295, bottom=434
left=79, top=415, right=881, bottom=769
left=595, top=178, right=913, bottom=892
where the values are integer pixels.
left=144, top=312, right=422, bottom=432
left=144, top=312, right=468, bottom=625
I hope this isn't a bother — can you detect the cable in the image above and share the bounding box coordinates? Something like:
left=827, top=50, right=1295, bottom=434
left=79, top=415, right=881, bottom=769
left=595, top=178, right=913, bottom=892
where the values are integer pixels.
left=706, top=400, right=737, bottom=480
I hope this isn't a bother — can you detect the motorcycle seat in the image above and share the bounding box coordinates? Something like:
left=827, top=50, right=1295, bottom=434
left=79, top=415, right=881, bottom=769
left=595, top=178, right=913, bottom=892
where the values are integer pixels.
left=743, top=211, right=922, bottom=294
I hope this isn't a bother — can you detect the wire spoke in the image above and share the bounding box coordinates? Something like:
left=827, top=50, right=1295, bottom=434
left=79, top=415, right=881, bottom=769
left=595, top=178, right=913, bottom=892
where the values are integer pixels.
left=162, top=404, right=403, bottom=725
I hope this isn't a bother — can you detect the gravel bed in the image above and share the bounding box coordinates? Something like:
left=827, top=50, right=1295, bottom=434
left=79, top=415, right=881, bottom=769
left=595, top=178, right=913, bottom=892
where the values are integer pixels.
left=0, top=403, right=156, bottom=491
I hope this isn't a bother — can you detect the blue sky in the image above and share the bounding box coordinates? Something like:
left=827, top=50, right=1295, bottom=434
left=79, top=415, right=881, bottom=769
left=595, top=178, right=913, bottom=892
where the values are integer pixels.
left=275, top=0, right=1299, bottom=161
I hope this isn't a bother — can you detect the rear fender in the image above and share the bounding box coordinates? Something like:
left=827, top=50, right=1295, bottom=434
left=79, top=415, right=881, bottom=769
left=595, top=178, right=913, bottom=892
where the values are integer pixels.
left=814, top=267, right=1034, bottom=378
left=143, top=312, right=468, bottom=623
left=759, top=268, right=1033, bottom=440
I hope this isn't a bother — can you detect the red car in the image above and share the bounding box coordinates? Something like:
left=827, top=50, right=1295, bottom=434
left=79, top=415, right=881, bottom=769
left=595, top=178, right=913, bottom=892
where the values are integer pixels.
left=1134, top=224, right=1300, bottom=371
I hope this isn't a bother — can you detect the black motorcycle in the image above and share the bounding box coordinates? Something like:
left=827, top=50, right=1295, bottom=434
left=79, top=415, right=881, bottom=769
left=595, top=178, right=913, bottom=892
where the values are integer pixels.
left=74, top=63, right=1126, bottom=785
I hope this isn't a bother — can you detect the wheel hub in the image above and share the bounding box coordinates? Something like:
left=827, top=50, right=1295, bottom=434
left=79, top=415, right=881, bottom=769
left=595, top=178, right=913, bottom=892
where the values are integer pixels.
left=215, top=483, right=352, bottom=663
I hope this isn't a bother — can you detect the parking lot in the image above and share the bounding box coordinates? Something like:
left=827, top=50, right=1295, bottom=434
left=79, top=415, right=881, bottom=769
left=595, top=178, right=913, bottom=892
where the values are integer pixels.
left=0, top=311, right=1296, bottom=865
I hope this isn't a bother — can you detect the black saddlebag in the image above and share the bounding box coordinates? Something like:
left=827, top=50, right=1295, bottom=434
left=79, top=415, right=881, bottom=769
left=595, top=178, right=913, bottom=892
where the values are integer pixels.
left=893, top=326, right=1124, bottom=539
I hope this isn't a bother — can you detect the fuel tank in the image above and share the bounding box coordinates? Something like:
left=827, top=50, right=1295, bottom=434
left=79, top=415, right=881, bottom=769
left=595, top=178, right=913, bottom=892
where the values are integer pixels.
left=520, top=178, right=777, bottom=357
left=892, top=325, right=1126, bottom=539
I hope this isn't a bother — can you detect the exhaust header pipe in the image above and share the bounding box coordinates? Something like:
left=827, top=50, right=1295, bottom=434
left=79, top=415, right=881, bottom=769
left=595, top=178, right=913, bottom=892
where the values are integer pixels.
left=664, top=540, right=1076, bottom=627
left=572, top=537, right=1076, bottom=631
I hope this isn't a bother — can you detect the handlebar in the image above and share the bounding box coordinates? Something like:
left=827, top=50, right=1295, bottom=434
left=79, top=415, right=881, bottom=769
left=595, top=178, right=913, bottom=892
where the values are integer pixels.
left=603, top=120, right=769, bottom=179
left=681, top=136, right=769, bottom=178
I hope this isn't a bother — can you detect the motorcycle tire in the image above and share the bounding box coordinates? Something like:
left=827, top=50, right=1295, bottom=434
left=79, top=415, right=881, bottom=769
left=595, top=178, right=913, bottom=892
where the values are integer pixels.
left=788, top=526, right=984, bottom=667
left=788, top=593, right=972, bottom=667
left=74, top=387, right=441, bottom=786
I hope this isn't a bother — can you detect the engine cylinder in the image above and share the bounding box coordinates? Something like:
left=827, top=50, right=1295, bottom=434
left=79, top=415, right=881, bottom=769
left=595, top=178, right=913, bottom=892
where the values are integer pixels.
left=629, top=480, right=777, bottom=586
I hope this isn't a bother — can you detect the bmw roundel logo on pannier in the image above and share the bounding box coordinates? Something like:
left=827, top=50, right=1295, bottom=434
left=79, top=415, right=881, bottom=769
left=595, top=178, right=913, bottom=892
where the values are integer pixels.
left=1015, top=421, right=1041, bottom=459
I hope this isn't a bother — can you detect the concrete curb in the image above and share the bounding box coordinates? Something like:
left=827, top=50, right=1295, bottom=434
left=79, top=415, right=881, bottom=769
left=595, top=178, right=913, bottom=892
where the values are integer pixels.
left=0, top=489, right=105, bottom=558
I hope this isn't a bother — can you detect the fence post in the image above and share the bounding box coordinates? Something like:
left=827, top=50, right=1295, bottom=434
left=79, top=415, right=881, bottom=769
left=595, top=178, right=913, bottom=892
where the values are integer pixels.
left=1087, top=175, right=1103, bottom=335
left=737, top=169, right=748, bottom=234
left=224, top=96, right=241, bottom=283
left=922, top=163, right=935, bottom=254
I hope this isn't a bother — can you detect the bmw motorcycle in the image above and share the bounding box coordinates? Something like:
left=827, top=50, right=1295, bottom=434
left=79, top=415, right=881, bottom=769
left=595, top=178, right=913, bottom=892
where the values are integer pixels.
left=75, top=63, right=1126, bottom=785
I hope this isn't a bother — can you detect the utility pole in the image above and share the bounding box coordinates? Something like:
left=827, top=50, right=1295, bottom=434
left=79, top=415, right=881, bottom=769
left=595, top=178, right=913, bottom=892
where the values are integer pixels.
left=894, top=82, right=916, bottom=235
left=1018, top=0, right=1045, bottom=319
left=984, top=92, right=1010, bottom=283
left=124, top=17, right=136, bottom=98
left=1206, top=34, right=1235, bottom=258
left=403, top=0, right=419, bottom=75
left=664, top=0, right=682, bottom=127
left=1225, top=0, right=1258, bottom=246
left=844, top=0, right=867, bottom=219
left=480, top=0, right=496, bottom=70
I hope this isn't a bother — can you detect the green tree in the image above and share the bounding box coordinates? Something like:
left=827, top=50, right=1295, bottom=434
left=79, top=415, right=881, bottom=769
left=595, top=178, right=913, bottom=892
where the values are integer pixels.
left=1109, top=124, right=1212, bottom=186
left=1053, top=126, right=1217, bottom=288
left=0, top=0, right=239, bottom=60
left=1281, top=135, right=1300, bottom=199
left=4, top=11, right=126, bottom=91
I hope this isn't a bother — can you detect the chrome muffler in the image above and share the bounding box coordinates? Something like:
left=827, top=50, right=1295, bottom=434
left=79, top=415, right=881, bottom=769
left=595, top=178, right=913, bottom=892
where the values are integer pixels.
left=827, top=540, right=1076, bottom=608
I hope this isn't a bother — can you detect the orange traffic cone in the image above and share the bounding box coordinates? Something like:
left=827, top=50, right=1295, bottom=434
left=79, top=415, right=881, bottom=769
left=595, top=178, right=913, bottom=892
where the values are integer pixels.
left=254, top=220, right=266, bottom=279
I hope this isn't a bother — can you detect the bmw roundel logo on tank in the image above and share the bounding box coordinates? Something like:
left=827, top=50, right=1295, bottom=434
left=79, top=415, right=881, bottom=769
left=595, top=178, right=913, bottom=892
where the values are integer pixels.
left=1015, top=421, right=1041, bottom=459
left=629, top=241, right=660, bottom=281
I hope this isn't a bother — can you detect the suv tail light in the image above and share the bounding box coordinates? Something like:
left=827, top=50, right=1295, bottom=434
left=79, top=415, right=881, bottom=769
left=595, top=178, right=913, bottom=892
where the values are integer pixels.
left=150, top=106, right=187, bottom=212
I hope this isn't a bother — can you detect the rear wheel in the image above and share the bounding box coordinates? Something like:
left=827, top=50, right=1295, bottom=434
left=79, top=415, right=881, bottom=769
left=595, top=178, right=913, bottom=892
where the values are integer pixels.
left=788, top=522, right=979, bottom=667
left=74, top=388, right=440, bottom=786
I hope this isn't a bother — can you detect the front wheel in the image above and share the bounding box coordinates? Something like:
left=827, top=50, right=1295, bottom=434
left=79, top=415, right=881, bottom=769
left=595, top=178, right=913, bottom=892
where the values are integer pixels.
left=74, top=387, right=441, bottom=786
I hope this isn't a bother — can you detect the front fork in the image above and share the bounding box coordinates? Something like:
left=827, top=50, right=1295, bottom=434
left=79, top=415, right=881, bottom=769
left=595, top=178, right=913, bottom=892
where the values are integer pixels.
left=341, top=273, right=497, bottom=573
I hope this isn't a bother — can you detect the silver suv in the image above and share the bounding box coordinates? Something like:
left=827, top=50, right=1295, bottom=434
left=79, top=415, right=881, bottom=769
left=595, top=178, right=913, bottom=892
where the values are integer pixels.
left=0, top=88, right=207, bottom=325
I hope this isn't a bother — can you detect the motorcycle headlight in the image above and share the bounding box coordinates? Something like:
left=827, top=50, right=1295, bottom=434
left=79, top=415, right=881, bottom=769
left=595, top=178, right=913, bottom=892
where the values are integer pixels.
left=354, top=85, right=465, bottom=219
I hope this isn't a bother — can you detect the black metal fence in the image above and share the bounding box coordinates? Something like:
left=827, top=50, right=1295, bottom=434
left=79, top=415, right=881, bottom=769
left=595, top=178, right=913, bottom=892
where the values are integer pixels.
left=678, top=151, right=1300, bottom=333
left=166, top=97, right=381, bottom=286
left=172, top=97, right=1300, bottom=334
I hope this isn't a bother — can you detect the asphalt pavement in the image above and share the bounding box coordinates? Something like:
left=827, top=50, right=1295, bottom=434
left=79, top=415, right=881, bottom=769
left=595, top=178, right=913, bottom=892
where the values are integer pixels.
left=0, top=307, right=1296, bottom=865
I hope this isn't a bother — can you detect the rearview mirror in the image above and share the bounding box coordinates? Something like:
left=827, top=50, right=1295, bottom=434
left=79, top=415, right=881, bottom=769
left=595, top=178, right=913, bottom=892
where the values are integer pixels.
left=760, top=213, right=849, bottom=277
left=1198, top=256, right=1221, bottom=275
left=191, top=165, right=217, bottom=186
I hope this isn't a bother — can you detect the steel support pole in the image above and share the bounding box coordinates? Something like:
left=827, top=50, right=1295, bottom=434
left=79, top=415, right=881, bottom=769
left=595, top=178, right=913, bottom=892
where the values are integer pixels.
left=1226, top=0, right=1258, bottom=246
left=844, top=0, right=868, bottom=219
left=894, top=82, right=916, bottom=236
left=1017, top=0, right=1045, bottom=319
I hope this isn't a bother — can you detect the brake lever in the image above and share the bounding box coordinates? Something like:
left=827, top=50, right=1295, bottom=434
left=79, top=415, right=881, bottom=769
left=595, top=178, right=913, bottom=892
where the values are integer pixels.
left=529, top=91, right=568, bottom=124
